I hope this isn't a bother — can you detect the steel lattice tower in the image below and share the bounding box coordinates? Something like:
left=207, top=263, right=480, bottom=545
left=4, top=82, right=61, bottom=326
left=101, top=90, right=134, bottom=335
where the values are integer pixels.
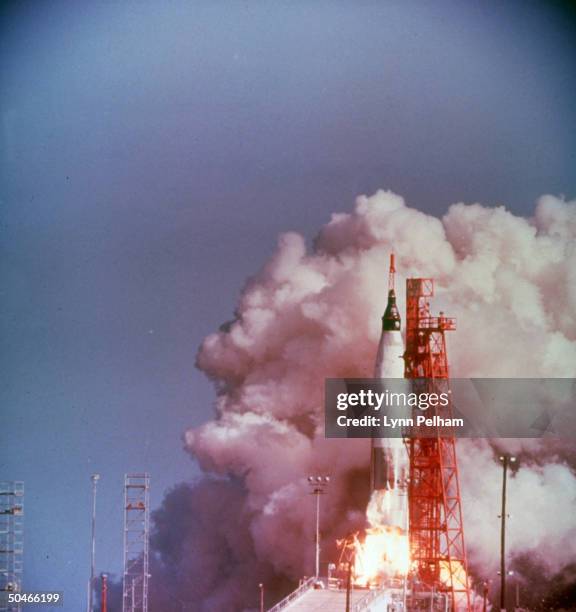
left=404, top=279, right=471, bottom=611
left=0, top=482, right=24, bottom=612
left=122, top=474, right=150, bottom=612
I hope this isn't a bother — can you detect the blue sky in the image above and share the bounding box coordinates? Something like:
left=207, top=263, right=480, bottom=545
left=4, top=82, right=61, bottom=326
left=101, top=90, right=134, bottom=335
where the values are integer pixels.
left=1, top=1, right=575, bottom=609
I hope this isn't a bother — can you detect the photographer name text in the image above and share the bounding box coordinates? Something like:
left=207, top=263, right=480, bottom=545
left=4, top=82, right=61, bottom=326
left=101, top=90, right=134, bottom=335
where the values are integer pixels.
left=336, top=414, right=464, bottom=428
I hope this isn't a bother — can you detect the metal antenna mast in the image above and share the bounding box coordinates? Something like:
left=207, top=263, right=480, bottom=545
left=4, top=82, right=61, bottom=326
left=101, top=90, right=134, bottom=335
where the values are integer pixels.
left=122, top=474, right=150, bottom=612
left=88, top=474, right=100, bottom=612
left=0, top=482, right=24, bottom=612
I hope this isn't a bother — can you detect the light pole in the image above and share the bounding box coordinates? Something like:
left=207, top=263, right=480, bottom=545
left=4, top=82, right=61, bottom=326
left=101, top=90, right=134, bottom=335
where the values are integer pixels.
left=88, top=474, right=100, bottom=612
left=307, top=475, right=330, bottom=579
left=259, top=583, right=264, bottom=612
left=499, top=455, right=516, bottom=611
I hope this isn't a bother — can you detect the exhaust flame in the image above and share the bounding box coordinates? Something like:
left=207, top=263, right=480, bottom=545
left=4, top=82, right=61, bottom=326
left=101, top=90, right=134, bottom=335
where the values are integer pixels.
left=352, top=526, right=410, bottom=586
left=440, top=560, right=468, bottom=591
left=352, top=490, right=410, bottom=586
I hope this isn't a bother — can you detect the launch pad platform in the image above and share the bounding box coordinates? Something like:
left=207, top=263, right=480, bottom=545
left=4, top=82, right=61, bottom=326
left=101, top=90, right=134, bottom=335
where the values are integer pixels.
left=267, top=577, right=454, bottom=611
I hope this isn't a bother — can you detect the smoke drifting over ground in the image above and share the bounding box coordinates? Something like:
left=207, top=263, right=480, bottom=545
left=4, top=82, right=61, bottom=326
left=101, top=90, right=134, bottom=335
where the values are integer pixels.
left=145, top=192, right=576, bottom=611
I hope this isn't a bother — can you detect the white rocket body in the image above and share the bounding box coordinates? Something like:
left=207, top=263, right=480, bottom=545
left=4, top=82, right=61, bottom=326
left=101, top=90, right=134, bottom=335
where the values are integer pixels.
left=374, top=329, right=404, bottom=378
left=371, top=330, right=409, bottom=492
left=369, top=256, right=409, bottom=530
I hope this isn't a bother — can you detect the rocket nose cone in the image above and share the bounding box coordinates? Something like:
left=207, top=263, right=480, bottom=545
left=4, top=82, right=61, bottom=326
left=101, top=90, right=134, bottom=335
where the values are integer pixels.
left=382, top=289, right=401, bottom=331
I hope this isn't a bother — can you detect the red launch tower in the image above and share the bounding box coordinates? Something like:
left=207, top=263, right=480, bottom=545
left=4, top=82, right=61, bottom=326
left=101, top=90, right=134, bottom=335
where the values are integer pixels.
left=404, top=279, right=471, bottom=611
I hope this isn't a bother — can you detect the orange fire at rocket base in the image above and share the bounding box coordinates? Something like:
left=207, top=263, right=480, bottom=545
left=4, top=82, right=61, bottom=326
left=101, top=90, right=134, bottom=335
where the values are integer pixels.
left=353, top=491, right=410, bottom=587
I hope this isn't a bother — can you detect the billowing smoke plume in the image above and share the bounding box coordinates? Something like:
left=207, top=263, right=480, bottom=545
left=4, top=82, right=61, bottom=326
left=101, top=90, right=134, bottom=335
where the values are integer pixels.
left=147, top=191, right=576, bottom=611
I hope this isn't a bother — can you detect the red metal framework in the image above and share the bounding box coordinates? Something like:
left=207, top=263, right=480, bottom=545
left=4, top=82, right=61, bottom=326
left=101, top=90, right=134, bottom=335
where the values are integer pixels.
left=404, top=279, right=470, bottom=611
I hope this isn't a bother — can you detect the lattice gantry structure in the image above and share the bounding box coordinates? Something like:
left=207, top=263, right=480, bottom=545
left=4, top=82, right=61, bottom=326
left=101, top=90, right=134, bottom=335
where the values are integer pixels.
left=0, top=482, right=24, bottom=612
left=122, top=474, right=150, bottom=612
left=404, top=279, right=471, bottom=611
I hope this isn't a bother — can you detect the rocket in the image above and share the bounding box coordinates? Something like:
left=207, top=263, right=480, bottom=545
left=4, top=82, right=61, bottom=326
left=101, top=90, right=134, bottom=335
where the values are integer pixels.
left=381, top=254, right=401, bottom=333
left=370, top=254, right=409, bottom=498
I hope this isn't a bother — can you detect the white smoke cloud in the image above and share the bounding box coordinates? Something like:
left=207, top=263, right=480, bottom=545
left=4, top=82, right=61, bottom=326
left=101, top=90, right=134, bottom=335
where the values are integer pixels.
left=183, top=190, right=576, bottom=608
left=459, top=440, right=576, bottom=578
